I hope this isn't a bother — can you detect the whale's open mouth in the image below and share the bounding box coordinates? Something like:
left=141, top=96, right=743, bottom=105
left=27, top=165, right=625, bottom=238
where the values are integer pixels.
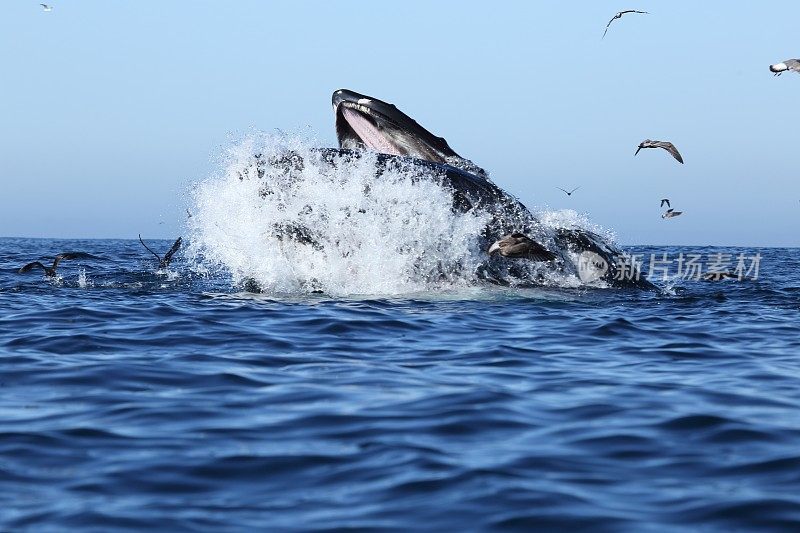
left=333, top=89, right=488, bottom=179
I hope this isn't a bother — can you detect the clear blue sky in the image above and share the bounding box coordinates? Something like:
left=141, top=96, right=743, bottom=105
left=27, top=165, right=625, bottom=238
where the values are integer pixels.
left=1, top=1, right=798, bottom=246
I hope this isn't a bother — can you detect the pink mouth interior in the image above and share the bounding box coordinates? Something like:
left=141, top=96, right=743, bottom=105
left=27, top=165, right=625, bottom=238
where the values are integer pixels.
left=341, top=107, right=402, bottom=156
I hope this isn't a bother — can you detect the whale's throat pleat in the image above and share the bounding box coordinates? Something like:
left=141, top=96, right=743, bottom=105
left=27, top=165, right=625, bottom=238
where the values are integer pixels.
left=341, top=107, right=403, bottom=157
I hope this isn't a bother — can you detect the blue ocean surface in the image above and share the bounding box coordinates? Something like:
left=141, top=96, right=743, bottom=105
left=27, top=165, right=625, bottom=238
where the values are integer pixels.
left=1, top=238, right=799, bottom=531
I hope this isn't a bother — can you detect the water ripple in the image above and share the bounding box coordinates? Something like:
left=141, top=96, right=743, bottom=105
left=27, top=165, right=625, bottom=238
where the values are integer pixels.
left=1, top=242, right=799, bottom=530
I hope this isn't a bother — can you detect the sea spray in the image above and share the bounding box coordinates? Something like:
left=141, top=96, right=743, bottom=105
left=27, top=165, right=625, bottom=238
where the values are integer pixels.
left=187, top=134, right=490, bottom=296
left=77, top=268, right=91, bottom=288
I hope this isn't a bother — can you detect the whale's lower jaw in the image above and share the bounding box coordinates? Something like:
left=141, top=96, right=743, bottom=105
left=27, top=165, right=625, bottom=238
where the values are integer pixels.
left=337, top=105, right=443, bottom=163
left=338, top=106, right=401, bottom=155
left=335, top=100, right=451, bottom=165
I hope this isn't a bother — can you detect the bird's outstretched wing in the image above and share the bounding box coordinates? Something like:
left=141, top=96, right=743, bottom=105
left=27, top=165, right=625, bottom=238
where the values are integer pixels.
left=603, top=10, right=648, bottom=39
left=138, top=234, right=163, bottom=262
left=162, top=237, right=182, bottom=265
left=518, top=240, right=557, bottom=262
left=556, top=187, right=570, bottom=195
left=54, top=252, right=95, bottom=261
left=602, top=16, right=618, bottom=39
left=786, top=59, right=800, bottom=72
left=634, top=145, right=644, bottom=156
left=52, top=252, right=96, bottom=270
left=655, top=141, right=684, bottom=164
left=672, top=211, right=683, bottom=216
left=569, top=186, right=581, bottom=195
left=660, top=199, right=670, bottom=208
left=18, top=261, right=46, bottom=274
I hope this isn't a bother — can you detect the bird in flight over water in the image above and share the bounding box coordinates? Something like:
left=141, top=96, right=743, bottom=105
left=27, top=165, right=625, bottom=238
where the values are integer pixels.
left=603, top=10, right=648, bottom=39
left=139, top=235, right=182, bottom=269
left=660, top=198, right=671, bottom=208
left=40, top=4, right=53, bottom=11
left=556, top=186, right=581, bottom=196
left=661, top=208, right=683, bottom=219
left=635, top=140, right=684, bottom=164
left=770, top=59, right=800, bottom=76
left=18, top=252, right=95, bottom=277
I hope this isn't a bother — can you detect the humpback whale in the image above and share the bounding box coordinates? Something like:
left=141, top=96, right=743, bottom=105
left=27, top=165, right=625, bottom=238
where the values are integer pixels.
left=257, top=89, right=652, bottom=289
left=330, top=89, right=653, bottom=289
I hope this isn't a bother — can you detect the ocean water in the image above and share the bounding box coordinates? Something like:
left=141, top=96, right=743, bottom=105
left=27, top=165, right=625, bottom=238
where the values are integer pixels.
left=2, top=140, right=800, bottom=531
left=3, top=240, right=799, bottom=531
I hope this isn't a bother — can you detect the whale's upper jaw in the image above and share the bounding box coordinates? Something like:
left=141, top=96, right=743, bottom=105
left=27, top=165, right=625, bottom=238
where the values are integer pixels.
left=332, top=89, right=488, bottom=179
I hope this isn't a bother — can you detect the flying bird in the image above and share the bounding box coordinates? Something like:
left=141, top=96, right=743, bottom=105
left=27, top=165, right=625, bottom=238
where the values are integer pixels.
left=556, top=186, right=580, bottom=196
left=603, top=10, right=648, bottom=39
left=770, top=59, right=800, bottom=76
left=660, top=198, right=670, bottom=208
left=661, top=209, right=683, bottom=219
left=635, top=140, right=684, bottom=164
left=40, top=4, right=53, bottom=11
left=18, top=252, right=95, bottom=277
left=139, top=235, right=182, bottom=269
left=488, top=233, right=557, bottom=262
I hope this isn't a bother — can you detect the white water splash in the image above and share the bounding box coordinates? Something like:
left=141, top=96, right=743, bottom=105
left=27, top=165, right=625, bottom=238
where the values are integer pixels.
left=537, top=208, right=616, bottom=243
left=187, top=134, right=625, bottom=295
left=537, top=208, right=622, bottom=289
left=155, top=268, right=180, bottom=281
left=187, top=134, right=490, bottom=296
left=77, top=268, right=91, bottom=288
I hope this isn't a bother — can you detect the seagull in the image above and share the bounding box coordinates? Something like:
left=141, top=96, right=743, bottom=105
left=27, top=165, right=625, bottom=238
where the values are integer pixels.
left=556, top=186, right=581, bottom=196
left=661, top=209, right=683, bottom=219
left=488, top=233, right=557, bottom=261
left=18, top=252, right=95, bottom=277
left=770, top=59, right=800, bottom=76
left=635, top=140, right=684, bottom=164
left=139, top=235, right=182, bottom=269
left=660, top=198, right=671, bottom=208
left=603, top=10, right=648, bottom=39
left=40, top=4, right=53, bottom=11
